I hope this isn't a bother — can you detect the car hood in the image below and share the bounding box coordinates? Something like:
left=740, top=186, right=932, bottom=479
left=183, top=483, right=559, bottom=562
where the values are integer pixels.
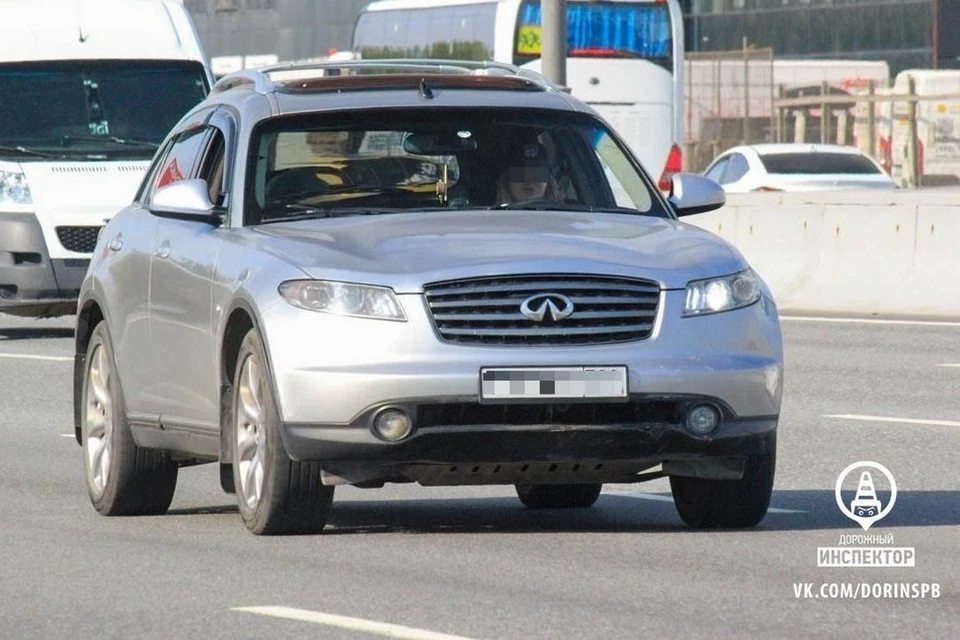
left=250, top=210, right=747, bottom=291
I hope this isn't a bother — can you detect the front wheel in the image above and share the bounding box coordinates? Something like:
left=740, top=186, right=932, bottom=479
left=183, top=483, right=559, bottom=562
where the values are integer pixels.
left=231, top=328, right=334, bottom=535
left=669, top=447, right=776, bottom=529
left=515, top=483, right=602, bottom=509
left=81, top=321, right=178, bottom=515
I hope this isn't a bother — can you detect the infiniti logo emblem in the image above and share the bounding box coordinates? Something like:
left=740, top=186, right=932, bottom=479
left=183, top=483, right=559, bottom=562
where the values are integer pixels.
left=519, top=293, right=575, bottom=322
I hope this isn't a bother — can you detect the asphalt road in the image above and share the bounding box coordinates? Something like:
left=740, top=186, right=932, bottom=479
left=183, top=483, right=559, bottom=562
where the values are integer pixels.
left=0, top=313, right=957, bottom=639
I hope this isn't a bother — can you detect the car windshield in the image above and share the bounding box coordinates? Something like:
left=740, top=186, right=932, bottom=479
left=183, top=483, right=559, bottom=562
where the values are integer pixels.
left=0, top=60, right=208, bottom=161
left=247, top=108, right=664, bottom=223
left=759, top=152, right=882, bottom=175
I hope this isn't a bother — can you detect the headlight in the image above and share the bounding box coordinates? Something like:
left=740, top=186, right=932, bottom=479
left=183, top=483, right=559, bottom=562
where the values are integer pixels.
left=278, top=280, right=406, bottom=321
left=683, top=269, right=761, bottom=317
left=0, top=167, right=33, bottom=205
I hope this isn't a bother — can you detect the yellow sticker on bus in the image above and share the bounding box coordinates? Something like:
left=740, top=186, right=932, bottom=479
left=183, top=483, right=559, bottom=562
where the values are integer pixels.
left=516, top=25, right=542, bottom=55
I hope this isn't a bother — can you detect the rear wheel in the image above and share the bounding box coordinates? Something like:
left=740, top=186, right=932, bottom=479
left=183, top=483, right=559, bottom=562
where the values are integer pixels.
left=232, top=328, right=334, bottom=535
left=669, top=447, right=776, bottom=529
left=81, top=321, right=178, bottom=515
left=515, top=483, right=602, bottom=509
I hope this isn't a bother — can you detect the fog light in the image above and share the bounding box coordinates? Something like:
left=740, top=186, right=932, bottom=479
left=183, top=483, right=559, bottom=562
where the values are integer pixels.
left=685, top=405, right=721, bottom=435
left=374, top=409, right=412, bottom=442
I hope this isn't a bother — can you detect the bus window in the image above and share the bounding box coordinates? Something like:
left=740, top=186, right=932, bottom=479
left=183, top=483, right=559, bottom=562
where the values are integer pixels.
left=513, top=1, right=673, bottom=68
left=353, top=3, right=498, bottom=61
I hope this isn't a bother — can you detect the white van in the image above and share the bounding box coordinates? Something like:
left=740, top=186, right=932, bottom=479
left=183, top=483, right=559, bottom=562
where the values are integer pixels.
left=0, top=0, right=213, bottom=317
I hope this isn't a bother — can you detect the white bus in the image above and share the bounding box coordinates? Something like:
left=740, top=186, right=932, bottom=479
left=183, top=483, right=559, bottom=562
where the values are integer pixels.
left=352, top=0, right=685, bottom=190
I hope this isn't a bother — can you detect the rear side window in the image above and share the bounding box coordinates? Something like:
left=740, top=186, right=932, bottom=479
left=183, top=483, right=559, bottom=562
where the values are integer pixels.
left=759, top=153, right=881, bottom=175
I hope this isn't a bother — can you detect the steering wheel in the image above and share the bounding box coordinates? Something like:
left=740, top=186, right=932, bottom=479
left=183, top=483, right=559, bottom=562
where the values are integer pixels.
left=265, top=166, right=353, bottom=202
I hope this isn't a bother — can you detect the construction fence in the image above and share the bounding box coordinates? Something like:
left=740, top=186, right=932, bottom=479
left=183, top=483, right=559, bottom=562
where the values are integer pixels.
left=683, top=49, right=960, bottom=187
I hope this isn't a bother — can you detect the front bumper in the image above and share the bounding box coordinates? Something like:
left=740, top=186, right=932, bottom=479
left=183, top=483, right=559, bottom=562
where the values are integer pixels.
left=258, top=287, right=783, bottom=481
left=282, top=408, right=777, bottom=467
left=0, top=212, right=89, bottom=317
left=261, top=289, right=784, bottom=425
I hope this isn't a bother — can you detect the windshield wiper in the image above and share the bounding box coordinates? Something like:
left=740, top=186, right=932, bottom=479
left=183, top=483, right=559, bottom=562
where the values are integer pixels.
left=493, top=201, right=642, bottom=214
left=0, top=144, right=68, bottom=159
left=58, top=134, right=160, bottom=149
left=260, top=206, right=402, bottom=223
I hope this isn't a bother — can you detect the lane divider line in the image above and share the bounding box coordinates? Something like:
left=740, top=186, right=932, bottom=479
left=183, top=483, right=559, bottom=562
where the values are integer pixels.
left=0, top=353, right=72, bottom=362
left=231, top=606, right=476, bottom=640
left=823, top=414, right=960, bottom=428
left=780, top=316, right=960, bottom=328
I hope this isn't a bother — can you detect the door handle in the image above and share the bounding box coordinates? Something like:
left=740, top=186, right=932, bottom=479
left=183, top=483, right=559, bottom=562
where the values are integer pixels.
left=155, top=241, right=171, bottom=259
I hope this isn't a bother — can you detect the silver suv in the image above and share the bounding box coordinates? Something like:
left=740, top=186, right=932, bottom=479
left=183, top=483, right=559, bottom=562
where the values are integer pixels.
left=73, top=60, right=783, bottom=535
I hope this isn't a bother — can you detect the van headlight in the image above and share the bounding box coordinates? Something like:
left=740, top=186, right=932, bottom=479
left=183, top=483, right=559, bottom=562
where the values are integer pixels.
left=0, top=167, right=33, bottom=205
left=683, top=269, right=761, bottom=317
left=279, top=280, right=406, bottom=321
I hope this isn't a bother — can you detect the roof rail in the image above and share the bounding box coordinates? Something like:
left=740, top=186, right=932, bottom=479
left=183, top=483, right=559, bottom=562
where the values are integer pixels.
left=209, top=58, right=559, bottom=96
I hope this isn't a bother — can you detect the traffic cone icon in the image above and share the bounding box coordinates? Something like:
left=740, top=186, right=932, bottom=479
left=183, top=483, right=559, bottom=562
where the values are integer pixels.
left=850, top=471, right=882, bottom=517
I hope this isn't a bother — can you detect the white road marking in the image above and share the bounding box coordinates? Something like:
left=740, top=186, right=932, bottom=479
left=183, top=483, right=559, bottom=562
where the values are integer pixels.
left=823, top=414, right=960, bottom=428
left=0, top=353, right=72, bottom=362
left=936, top=363, right=960, bottom=368
left=605, top=491, right=805, bottom=514
left=60, top=434, right=75, bottom=438
left=780, top=316, right=960, bottom=328
left=232, top=606, right=476, bottom=640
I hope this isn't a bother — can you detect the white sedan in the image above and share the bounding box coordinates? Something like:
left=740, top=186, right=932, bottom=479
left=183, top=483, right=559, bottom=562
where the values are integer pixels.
left=703, top=143, right=897, bottom=193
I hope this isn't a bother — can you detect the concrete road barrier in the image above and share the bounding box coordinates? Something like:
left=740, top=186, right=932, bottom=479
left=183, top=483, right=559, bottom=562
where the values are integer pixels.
left=687, top=190, right=960, bottom=318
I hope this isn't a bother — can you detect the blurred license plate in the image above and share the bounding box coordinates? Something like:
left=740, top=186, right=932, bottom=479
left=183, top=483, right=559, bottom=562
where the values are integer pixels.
left=480, top=366, right=627, bottom=401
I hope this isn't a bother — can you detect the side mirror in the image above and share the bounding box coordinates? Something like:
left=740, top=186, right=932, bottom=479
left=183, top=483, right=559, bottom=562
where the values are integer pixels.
left=150, top=179, right=223, bottom=224
left=668, top=173, right=726, bottom=217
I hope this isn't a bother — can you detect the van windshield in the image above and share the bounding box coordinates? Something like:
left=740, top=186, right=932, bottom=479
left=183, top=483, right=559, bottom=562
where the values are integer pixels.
left=0, top=60, right=208, bottom=161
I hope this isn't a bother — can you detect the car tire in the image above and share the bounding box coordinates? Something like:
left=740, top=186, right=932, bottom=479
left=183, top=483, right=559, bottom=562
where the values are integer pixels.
left=81, top=321, right=178, bottom=516
left=231, top=328, right=334, bottom=535
left=515, top=483, right=602, bottom=509
left=219, top=463, right=235, bottom=494
left=669, top=447, right=776, bottom=529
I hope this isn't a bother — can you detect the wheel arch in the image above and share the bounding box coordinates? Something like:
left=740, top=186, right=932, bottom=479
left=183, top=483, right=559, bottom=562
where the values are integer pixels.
left=218, top=297, right=280, bottom=465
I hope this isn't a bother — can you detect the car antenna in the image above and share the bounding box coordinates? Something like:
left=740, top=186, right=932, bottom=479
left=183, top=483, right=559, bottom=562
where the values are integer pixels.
left=419, top=78, right=434, bottom=99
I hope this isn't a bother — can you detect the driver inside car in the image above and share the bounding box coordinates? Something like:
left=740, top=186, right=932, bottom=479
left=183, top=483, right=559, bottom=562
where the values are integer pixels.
left=495, top=141, right=553, bottom=206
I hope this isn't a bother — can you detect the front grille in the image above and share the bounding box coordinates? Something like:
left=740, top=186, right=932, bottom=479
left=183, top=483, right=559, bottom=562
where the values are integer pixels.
left=423, top=274, right=660, bottom=346
left=56, top=226, right=102, bottom=253
left=417, top=400, right=681, bottom=428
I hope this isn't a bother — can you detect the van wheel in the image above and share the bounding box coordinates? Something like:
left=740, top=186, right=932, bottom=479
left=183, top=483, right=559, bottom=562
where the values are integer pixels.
left=669, top=448, right=776, bottom=529
left=515, top=483, right=602, bottom=509
left=81, top=321, right=178, bottom=515
left=232, top=329, right=334, bottom=535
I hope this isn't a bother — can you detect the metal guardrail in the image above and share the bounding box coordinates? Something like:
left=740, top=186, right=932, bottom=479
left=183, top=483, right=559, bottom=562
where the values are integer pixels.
left=210, top=58, right=560, bottom=96
left=775, top=93, right=960, bottom=108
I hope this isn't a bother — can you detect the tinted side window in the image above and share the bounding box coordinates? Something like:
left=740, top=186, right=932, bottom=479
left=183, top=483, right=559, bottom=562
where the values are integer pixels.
left=154, top=127, right=211, bottom=191
left=197, top=129, right=227, bottom=206
left=722, top=153, right=750, bottom=184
